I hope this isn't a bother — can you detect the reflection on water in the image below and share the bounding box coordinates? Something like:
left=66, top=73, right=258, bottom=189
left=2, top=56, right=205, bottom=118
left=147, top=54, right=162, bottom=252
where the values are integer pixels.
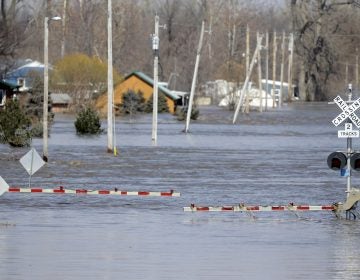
left=0, top=103, right=360, bottom=280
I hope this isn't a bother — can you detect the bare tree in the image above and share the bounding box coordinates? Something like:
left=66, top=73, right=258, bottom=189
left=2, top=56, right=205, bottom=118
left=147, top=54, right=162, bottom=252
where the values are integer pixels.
left=0, top=0, right=29, bottom=74
left=290, top=0, right=359, bottom=101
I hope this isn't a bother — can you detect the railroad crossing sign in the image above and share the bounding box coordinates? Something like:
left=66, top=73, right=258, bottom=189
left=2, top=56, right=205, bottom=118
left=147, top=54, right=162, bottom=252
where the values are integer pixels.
left=338, top=123, right=360, bottom=138
left=332, top=95, right=360, bottom=127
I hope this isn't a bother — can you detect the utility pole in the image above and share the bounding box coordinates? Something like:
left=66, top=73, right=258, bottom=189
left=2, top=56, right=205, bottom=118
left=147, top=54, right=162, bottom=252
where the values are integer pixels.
left=279, top=31, right=285, bottom=108
left=185, top=21, right=205, bottom=133
left=272, top=31, right=277, bottom=108
left=233, top=35, right=263, bottom=124
left=287, top=33, right=294, bottom=101
left=43, top=16, right=49, bottom=162
left=43, top=3, right=61, bottom=162
left=246, top=25, right=250, bottom=76
left=265, top=31, right=269, bottom=111
left=107, top=0, right=115, bottom=154
left=257, top=32, right=263, bottom=112
left=243, top=25, right=250, bottom=113
left=345, top=62, right=349, bottom=88
left=356, top=49, right=359, bottom=91
left=152, top=15, right=160, bottom=144
left=60, top=0, right=67, bottom=58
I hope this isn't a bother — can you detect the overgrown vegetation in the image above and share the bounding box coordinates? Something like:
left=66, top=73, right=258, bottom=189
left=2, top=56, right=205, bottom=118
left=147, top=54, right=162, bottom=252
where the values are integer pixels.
left=74, top=106, right=103, bottom=135
left=24, top=75, right=54, bottom=137
left=119, top=90, right=145, bottom=115
left=144, top=92, right=169, bottom=113
left=52, top=53, right=122, bottom=110
left=176, top=106, right=200, bottom=121
left=0, top=99, right=32, bottom=147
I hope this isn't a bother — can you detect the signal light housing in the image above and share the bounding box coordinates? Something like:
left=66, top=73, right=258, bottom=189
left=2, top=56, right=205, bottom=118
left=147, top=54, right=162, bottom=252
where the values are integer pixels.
left=327, top=152, right=347, bottom=170
left=350, top=153, right=360, bottom=171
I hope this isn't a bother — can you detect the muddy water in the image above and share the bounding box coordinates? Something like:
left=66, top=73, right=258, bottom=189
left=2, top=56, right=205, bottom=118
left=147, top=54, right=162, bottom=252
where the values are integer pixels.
left=0, top=103, right=360, bottom=280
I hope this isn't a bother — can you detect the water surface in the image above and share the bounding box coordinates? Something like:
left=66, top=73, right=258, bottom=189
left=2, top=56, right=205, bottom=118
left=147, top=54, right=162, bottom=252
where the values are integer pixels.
left=0, top=103, right=359, bottom=280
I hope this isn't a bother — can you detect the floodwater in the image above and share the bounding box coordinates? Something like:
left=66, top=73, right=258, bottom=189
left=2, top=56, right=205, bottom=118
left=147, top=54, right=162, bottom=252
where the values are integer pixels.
left=0, top=102, right=360, bottom=280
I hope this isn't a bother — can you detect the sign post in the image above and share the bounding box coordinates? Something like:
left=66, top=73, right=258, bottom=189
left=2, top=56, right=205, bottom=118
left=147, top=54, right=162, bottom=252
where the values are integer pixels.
left=331, top=85, right=359, bottom=196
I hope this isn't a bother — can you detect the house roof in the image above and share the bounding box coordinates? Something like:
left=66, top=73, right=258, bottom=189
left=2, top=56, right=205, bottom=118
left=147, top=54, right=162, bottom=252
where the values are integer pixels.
left=0, top=80, right=20, bottom=90
left=50, top=93, right=72, bottom=104
left=4, top=59, right=45, bottom=88
left=125, top=71, right=180, bottom=100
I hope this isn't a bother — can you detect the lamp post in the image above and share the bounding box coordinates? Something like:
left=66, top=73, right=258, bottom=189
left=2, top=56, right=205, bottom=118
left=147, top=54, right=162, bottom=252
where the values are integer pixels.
left=43, top=16, right=61, bottom=162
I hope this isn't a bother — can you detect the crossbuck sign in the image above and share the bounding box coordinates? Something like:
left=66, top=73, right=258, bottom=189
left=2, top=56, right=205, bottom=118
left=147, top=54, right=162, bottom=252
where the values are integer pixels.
left=332, top=95, right=360, bottom=128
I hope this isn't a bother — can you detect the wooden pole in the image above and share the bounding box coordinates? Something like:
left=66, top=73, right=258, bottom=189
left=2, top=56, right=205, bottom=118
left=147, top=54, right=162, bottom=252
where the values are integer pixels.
left=233, top=35, right=263, bottom=124
left=279, top=31, right=285, bottom=108
left=107, top=0, right=114, bottom=154
left=43, top=16, right=49, bottom=162
left=356, top=51, right=359, bottom=91
left=287, top=33, right=294, bottom=101
left=265, top=31, right=269, bottom=111
left=246, top=25, right=250, bottom=76
left=152, top=15, right=159, bottom=143
left=257, top=32, right=263, bottom=112
left=185, top=21, right=205, bottom=133
left=345, top=61, right=348, bottom=88
left=60, top=0, right=67, bottom=58
left=272, top=31, right=277, bottom=108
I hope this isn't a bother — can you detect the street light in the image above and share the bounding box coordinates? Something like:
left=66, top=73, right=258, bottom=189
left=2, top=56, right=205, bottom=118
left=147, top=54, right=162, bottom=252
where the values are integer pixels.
left=43, top=16, right=61, bottom=162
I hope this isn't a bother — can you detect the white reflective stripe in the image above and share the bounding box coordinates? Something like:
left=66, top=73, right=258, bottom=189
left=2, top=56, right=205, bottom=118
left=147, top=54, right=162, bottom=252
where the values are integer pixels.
left=184, top=205, right=335, bottom=212
left=7, top=188, right=180, bottom=197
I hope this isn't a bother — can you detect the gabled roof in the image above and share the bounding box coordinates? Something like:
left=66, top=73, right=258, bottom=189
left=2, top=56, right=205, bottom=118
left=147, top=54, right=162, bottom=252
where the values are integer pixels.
left=50, top=93, right=72, bottom=104
left=125, top=71, right=180, bottom=100
left=0, top=80, right=20, bottom=90
left=6, top=60, right=44, bottom=78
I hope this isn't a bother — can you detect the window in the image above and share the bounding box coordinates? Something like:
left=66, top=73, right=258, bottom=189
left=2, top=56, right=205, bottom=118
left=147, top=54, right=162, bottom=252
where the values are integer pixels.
left=17, top=78, right=25, bottom=87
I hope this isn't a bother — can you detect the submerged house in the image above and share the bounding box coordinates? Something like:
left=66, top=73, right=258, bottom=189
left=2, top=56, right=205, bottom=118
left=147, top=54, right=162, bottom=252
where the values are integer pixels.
left=3, top=59, right=45, bottom=92
left=96, top=71, right=183, bottom=114
left=0, top=80, right=20, bottom=107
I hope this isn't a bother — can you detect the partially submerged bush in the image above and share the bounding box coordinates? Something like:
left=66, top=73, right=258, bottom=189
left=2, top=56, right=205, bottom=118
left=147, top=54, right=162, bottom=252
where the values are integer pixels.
left=120, top=90, right=145, bottom=115
left=144, top=92, right=169, bottom=113
left=0, top=99, right=32, bottom=147
left=74, top=106, right=103, bottom=135
left=176, top=106, right=200, bottom=121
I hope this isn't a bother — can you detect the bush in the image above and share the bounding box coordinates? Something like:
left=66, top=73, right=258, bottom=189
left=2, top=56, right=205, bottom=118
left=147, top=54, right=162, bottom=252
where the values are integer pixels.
left=120, top=90, right=145, bottom=115
left=144, top=92, right=169, bottom=113
left=0, top=99, right=32, bottom=147
left=177, top=106, right=200, bottom=121
left=74, top=107, right=103, bottom=135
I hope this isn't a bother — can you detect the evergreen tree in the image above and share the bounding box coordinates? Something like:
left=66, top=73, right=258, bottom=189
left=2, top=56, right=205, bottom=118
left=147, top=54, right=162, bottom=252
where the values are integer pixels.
left=0, top=99, right=31, bottom=147
left=145, top=92, right=169, bottom=113
left=120, top=90, right=145, bottom=115
left=74, top=106, right=103, bottom=135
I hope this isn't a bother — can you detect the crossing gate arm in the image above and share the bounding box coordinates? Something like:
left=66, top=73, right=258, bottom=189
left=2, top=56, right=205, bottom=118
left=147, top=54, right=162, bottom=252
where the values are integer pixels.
left=1, top=185, right=180, bottom=197
left=183, top=203, right=336, bottom=212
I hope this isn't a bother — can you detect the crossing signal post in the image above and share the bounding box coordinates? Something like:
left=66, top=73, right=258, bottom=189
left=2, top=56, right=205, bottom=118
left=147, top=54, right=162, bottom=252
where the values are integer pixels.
left=329, top=85, right=360, bottom=219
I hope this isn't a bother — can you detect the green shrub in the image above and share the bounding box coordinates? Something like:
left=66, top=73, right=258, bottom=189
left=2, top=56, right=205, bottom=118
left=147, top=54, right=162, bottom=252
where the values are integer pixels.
left=0, top=99, right=32, bottom=147
left=74, top=107, right=103, bottom=135
left=145, top=92, right=169, bottom=113
left=120, top=90, right=145, bottom=115
left=177, top=106, right=200, bottom=121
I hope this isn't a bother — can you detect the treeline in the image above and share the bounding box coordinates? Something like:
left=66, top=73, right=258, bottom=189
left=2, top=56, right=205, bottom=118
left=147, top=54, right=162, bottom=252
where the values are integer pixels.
left=1, top=0, right=360, bottom=100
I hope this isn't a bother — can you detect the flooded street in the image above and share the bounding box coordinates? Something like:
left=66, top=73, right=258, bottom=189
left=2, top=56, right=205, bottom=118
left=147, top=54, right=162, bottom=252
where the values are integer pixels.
left=1, top=102, right=360, bottom=280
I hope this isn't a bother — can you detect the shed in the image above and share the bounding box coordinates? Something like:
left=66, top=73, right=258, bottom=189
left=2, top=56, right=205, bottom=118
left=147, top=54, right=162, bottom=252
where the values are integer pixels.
left=96, top=71, right=182, bottom=114
left=50, top=93, right=73, bottom=113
